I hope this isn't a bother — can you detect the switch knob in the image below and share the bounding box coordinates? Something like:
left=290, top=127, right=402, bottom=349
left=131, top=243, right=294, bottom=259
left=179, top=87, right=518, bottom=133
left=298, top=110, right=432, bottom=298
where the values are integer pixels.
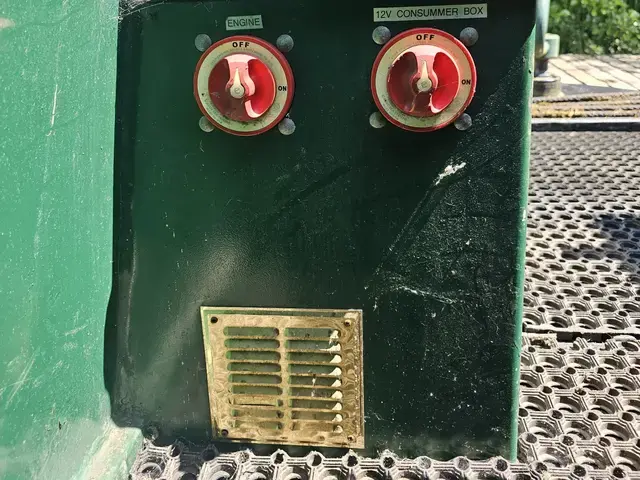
left=194, top=36, right=294, bottom=136
left=387, top=46, right=460, bottom=117
left=371, top=28, right=476, bottom=132
left=209, top=54, right=276, bottom=122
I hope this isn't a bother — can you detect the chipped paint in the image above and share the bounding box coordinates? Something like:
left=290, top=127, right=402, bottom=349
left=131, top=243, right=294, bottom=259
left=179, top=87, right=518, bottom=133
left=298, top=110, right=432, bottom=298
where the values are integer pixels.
left=0, top=18, right=15, bottom=29
left=435, top=162, right=467, bottom=185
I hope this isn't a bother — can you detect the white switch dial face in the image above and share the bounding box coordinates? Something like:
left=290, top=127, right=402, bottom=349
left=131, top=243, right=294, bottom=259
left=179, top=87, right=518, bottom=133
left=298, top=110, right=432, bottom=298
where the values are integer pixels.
left=195, top=36, right=294, bottom=136
left=372, top=28, right=477, bottom=132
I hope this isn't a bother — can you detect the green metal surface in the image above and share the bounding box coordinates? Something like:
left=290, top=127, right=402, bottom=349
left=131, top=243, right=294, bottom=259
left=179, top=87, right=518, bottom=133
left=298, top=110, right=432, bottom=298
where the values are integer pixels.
left=108, top=0, right=535, bottom=460
left=0, top=1, right=141, bottom=478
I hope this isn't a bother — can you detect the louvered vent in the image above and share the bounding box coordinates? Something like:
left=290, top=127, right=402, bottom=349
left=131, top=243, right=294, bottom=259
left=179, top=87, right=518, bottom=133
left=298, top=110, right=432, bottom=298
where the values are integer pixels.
left=200, top=307, right=364, bottom=448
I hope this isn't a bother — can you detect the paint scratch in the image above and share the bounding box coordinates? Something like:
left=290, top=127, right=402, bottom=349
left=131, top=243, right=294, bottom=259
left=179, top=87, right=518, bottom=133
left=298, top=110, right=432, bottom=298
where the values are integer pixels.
left=64, top=324, right=88, bottom=336
left=0, top=17, right=15, bottom=29
left=393, top=285, right=457, bottom=305
left=50, top=84, right=59, bottom=127
left=435, top=162, right=466, bottom=185
left=4, top=353, right=37, bottom=406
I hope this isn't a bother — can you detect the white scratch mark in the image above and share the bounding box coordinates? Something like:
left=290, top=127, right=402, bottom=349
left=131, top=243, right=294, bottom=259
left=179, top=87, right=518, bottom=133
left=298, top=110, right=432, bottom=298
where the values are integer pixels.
left=0, top=17, right=15, bottom=29
left=394, top=285, right=457, bottom=305
left=4, top=353, right=36, bottom=406
left=64, top=324, right=88, bottom=336
left=435, top=162, right=466, bottom=185
left=368, top=160, right=469, bottom=286
left=50, top=84, right=59, bottom=128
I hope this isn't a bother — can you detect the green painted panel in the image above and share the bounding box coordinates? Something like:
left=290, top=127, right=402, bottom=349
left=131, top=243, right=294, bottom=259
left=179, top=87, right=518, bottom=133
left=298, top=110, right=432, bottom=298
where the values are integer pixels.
left=0, top=1, right=140, bottom=478
left=108, top=0, right=535, bottom=461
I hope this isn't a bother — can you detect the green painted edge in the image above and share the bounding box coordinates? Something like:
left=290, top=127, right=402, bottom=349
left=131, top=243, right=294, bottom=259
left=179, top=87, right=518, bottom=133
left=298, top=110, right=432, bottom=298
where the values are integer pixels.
left=509, top=27, right=536, bottom=462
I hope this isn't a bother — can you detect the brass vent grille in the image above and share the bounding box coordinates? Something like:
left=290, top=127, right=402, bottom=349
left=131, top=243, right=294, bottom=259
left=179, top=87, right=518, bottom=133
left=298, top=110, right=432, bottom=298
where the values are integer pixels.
left=200, top=307, right=364, bottom=448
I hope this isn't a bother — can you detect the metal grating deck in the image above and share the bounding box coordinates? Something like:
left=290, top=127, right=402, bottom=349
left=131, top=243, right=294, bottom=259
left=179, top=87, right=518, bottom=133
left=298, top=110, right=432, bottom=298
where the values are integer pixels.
left=525, top=132, right=640, bottom=339
left=131, top=132, right=640, bottom=479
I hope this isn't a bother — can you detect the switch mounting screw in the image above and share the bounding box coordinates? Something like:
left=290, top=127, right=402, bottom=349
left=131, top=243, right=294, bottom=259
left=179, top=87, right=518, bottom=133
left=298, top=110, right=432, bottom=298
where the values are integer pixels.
left=372, top=26, right=392, bottom=45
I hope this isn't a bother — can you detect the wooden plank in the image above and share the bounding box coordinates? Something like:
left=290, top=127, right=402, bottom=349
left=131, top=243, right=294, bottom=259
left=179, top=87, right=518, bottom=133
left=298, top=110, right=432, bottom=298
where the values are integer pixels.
left=551, top=57, right=608, bottom=87
left=558, top=55, right=625, bottom=88
left=546, top=64, right=581, bottom=85
left=607, top=55, right=640, bottom=72
left=596, top=56, right=640, bottom=90
left=579, top=58, right=636, bottom=90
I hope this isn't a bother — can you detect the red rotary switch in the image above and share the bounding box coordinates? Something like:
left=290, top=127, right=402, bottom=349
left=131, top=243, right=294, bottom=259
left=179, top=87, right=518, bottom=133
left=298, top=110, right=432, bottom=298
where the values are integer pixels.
left=372, top=28, right=476, bottom=132
left=194, top=36, right=294, bottom=136
left=209, top=54, right=276, bottom=122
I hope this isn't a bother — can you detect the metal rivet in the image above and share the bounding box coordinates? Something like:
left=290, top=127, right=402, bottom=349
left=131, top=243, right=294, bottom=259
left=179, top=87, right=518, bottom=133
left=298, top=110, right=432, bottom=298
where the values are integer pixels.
left=454, top=113, right=472, bottom=131
left=333, top=425, right=343, bottom=434
left=460, top=27, right=479, bottom=47
left=278, top=118, right=296, bottom=135
left=344, top=319, right=352, bottom=327
left=199, top=116, right=215, bottom=133
left=220, top=429, right=229, bottom=437
left=369, top=111, right=386, bottom=129
left=195, top=34, right=212, bottom=52
left=372, top=26, right=392, bottom=45
left=276, top=34, right=294, bottom=53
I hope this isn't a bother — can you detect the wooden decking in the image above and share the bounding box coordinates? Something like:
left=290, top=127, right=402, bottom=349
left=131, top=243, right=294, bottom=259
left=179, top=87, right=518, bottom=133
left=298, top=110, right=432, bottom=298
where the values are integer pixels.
left=548, top=54, right=640, bottom=91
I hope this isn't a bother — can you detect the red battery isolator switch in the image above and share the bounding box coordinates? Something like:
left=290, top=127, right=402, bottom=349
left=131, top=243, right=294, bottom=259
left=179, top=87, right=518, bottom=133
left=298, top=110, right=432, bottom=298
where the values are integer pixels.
left=371, top=28, right=477, bottom=132
left=194, top=36, right=294, bottom=136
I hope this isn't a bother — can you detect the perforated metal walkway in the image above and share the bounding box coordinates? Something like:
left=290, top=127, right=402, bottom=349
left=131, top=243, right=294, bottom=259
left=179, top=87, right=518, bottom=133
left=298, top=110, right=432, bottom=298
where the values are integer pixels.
left=525, top=132, right=640, bottom=338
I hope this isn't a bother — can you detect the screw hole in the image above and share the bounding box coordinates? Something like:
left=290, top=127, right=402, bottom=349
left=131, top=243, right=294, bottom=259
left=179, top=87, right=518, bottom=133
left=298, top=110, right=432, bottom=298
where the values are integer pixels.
left=561, top=435, right=575, bottom=447
left=382, top=456, right=395, bottom=469
left=494, top=459, right=509, bottom=472
left=613, top=466, right=627, bottom=479
left=587, top=411, right=600, bottom=421
left=202, top=448, right=216, bottom=461
left=571, top=465, right=587, bottom=478
left=210, top=316, right=219, bottom=324
left=416, top=457, right=432, bottom=470
left=454, top=457, right=470, bottom=471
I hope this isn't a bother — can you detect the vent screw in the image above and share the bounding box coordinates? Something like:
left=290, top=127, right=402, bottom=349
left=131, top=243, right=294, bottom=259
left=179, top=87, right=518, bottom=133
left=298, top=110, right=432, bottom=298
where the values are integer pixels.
left=221, top=429, right=229, bottom=437
left=344, top=319, right=352, bottom=327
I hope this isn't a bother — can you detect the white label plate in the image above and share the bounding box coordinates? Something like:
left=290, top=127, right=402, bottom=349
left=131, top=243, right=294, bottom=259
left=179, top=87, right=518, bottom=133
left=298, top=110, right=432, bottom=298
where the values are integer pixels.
left=373, top=4, right=487, bottom=22
left=225, top=15, right=263, bottom=31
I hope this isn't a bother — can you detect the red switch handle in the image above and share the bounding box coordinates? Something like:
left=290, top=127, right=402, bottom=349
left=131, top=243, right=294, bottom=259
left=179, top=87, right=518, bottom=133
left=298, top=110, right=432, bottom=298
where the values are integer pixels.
left=208, top=54, right=276, bottom=122
left=387, top=45, right=460, bottom=117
